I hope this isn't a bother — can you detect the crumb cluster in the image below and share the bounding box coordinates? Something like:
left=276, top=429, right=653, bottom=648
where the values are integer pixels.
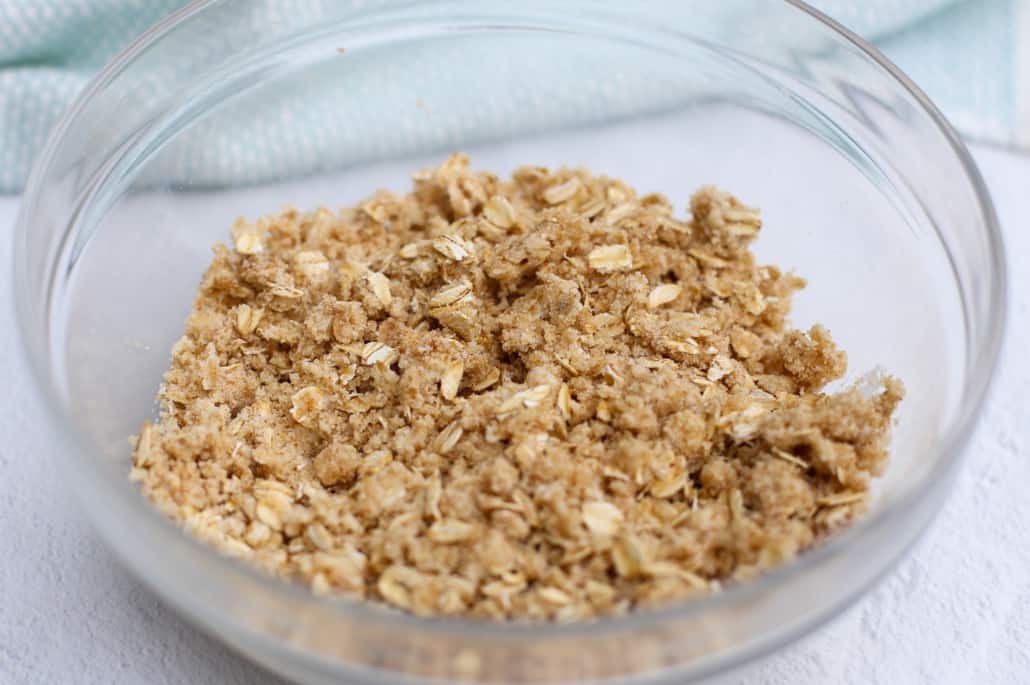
left=132, top=154, right=902, bottom=621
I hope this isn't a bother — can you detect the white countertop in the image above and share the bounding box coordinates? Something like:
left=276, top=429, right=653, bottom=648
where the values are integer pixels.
left=1, top=144, right=1027, bottom=684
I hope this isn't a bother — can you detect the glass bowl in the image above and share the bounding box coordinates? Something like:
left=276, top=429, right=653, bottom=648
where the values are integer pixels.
left=13, top=1, right=1006, bottom=683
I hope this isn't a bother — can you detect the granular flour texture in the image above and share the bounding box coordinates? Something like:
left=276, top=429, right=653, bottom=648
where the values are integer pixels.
left=132, top=155, right=902, bottom=621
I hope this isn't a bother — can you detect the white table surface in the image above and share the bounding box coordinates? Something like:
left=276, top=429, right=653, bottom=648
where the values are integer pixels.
left=1, top=144, right=1027, bottom=685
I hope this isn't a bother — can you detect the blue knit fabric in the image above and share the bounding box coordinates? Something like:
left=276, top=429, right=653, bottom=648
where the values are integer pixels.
left=0, top=0, right=1022, bottom=192
left=0, top=1, right=184, bottom=191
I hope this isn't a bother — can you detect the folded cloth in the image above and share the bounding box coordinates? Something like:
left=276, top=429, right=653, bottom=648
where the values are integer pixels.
left=0, top=1, right=184, bottom=192
left=0, top=0, right=1023, bottom=193
left=814, top=0, right=1028, bottom=147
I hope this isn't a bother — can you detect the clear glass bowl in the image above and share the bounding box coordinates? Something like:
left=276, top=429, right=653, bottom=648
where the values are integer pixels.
left=13, top=1, right=1006, bottom=683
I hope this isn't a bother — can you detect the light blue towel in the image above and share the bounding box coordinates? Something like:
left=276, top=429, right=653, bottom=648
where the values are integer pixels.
left=822, top=0, right=1026, bottom=146
left=0, top=1, right=184, bottom=192
left=0, top=0, right=1024, bottom=193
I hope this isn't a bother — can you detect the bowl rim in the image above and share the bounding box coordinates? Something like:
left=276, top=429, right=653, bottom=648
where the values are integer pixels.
left=13, top=0, right=1008, bottom=666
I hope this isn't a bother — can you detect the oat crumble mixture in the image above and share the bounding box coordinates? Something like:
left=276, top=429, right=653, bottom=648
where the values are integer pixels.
left=131, top=154, right=903, bottom=621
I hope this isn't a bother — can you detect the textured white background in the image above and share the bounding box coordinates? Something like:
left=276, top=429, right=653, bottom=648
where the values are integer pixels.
left=1, top=144, right=1027, bottom=684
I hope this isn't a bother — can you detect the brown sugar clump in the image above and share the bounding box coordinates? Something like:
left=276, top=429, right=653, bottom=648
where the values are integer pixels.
left=130, top=154, right=903, bottom=621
